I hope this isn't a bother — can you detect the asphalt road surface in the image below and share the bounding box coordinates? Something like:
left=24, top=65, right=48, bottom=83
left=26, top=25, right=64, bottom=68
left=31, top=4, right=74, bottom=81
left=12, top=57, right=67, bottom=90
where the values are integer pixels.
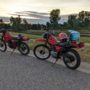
left=0, top=51, right=90, bottom=90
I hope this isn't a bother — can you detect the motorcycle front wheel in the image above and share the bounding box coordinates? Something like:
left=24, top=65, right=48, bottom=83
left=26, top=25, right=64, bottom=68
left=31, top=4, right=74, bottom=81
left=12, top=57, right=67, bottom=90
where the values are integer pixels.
left=33, top=44, right=50, bottom=60
left=0, top=40, right=7, bottom=52
left=63, top=49, right=81, bottom=70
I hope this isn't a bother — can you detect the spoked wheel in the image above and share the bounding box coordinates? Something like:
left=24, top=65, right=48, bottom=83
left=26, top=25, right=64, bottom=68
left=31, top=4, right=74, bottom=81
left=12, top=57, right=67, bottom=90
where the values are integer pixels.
left=34, top=44, right=50, bottom=60
left=0, top=40, right=7, bottom=52
left=63, top=49, right=81, bottom=70
left=18, top=42, right=30, bottom=55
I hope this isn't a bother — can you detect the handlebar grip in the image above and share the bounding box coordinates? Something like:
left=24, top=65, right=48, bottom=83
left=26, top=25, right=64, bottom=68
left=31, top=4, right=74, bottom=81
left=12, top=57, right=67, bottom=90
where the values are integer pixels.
left=0, top=28, right=7, bottom=33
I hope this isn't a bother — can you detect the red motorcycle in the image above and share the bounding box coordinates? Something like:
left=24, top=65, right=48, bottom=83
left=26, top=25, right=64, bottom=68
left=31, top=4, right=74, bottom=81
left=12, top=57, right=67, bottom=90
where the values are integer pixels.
left=0, top=29, right=30, bottom=55
left=34, top=31, right=84, bottom=70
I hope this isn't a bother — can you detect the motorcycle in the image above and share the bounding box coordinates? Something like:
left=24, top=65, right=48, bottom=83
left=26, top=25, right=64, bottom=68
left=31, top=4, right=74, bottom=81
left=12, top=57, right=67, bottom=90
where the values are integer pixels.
left=0, top=29, right=30, bottom=55
left=33, top=31, right=84, bottom=70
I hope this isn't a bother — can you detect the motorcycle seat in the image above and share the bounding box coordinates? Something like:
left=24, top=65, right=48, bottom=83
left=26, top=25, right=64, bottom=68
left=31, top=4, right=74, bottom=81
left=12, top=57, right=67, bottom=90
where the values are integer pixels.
left=12, top=36, right=20, bottom=40
left=56, top=41, right=71, bottom=47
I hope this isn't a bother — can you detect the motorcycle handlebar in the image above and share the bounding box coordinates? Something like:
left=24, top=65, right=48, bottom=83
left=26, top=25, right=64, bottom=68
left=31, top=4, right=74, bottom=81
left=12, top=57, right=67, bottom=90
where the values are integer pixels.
left=0, top=29, right=7, bottom=33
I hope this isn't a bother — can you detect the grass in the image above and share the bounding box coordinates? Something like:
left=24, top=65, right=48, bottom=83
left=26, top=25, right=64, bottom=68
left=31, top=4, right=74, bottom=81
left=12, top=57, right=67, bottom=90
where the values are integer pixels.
left=11, top=31, right=90, bottom=43
left=11, top=32, right=42, bottom=39
left=28, top=30, right=46, bottom=35
left=80, top=37, right=90, bottom=43
left=77, top=45, right=90, bottom=63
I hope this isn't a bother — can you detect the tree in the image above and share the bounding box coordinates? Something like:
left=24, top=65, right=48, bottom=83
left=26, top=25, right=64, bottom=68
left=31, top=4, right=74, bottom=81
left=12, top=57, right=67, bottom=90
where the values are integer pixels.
left=10, top=16, right=15, bottom=24
left=68, top=14, right=78, bottom=29
left=0, top=19, right=7, bottom=29
left=46, top=22, right=51, bottom=31
left=10, top=15, right=22, bottom=31
left=78, top=11, right=90, bottom=27
left=23, top=19, right=30, bottom=30
left=78, top=11, right=85, bottom=21
left=23, top=19, right=28, bottom=25
left=0, top=19, right=4, bottom=24
left=15, top=15, right=21, bottom=24
left=50, top=9, right=60, bottom=29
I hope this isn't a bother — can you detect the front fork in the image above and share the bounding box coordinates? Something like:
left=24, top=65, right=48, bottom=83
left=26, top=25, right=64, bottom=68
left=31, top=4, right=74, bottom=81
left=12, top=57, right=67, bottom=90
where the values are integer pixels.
left=52, top=51, right=62, bottom=65
left=44, top=41, right=59, bottom=65
left=52, top=48, right=68, bottom=65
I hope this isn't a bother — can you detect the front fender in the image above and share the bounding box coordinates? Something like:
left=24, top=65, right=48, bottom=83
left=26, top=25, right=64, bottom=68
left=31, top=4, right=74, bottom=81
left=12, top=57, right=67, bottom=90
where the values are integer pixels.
left=35, top=38, right=46, bottom=42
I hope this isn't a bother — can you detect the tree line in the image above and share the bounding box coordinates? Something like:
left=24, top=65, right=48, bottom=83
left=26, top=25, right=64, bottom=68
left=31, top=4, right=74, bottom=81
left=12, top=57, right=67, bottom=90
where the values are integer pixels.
left=47, top=10, right=90, bottom=30
left=0, top=9, right=90, bottom=32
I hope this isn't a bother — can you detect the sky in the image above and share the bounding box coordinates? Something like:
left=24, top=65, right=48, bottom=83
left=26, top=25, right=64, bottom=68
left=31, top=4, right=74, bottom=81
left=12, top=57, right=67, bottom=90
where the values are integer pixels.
left=0, top=0, right=90, bottom=18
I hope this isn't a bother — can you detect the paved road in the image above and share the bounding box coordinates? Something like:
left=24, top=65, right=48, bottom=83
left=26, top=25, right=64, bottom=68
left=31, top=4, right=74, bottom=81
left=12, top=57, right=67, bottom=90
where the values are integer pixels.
left=0, top=51, right=90, bottom=90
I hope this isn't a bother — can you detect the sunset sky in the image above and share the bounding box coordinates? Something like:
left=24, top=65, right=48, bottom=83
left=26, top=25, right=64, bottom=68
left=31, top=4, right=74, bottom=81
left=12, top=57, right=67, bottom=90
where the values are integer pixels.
left=0, top=0, right=90, bottom=17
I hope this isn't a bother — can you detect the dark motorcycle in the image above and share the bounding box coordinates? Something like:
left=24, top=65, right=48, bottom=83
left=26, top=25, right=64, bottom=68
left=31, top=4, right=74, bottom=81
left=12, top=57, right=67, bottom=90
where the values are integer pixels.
left=0, top=29, right=30, bottom=55
left=34, top=31, right=84, bottom=70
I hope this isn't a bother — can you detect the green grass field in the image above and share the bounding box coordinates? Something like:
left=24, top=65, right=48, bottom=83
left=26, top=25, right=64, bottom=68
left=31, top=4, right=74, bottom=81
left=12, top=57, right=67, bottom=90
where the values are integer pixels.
left=80, top=37, right=90, bottom=43
left=11, top=32, right=42, bottom=39
left=78, top=45, right=90, bottom=63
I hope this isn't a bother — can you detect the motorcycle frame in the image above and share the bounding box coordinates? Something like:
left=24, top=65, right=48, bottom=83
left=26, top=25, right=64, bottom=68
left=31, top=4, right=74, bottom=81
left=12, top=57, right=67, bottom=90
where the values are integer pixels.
left=35, top=35, right=84, bottom=59
left=1, top=31, right=29, bottom=49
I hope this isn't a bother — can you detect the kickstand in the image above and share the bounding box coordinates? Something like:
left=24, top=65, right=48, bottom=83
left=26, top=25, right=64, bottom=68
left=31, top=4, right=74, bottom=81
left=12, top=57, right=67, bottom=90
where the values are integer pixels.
left=8, top=49, right=15, bottom=60
left=10, top=49, right=15, bottom=55
left=52, top=58, right=59, bottom=66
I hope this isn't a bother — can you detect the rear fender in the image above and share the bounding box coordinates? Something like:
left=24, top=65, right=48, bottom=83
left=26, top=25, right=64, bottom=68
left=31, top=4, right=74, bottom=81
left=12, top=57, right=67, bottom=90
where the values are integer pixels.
left=71, top=41, right=85, bottom=48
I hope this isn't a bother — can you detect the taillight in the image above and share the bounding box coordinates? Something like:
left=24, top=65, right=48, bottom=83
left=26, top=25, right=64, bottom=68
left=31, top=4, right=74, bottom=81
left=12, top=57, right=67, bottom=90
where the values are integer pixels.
left=78, top=42, right=85, bottom=48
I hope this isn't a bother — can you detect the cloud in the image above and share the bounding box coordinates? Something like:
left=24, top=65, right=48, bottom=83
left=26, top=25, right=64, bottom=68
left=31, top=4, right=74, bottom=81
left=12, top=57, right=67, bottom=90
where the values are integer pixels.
left=10, top=11, right=49, bottom=20
left=0, top=0, right=90, bottom=16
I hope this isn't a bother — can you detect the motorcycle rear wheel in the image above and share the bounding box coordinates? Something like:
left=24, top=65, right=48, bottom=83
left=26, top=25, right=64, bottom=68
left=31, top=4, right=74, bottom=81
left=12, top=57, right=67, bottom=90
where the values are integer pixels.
left=18, top=42, right=30, bottom=55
